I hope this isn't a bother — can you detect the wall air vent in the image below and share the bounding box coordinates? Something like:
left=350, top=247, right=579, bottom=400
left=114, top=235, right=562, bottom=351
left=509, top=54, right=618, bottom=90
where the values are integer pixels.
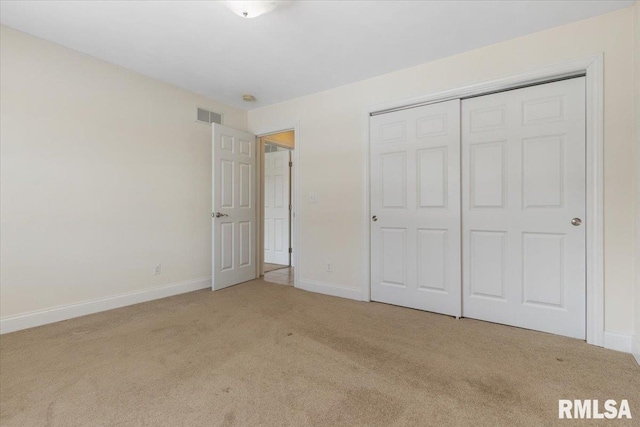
left=196, top=107, right=222, bottom=125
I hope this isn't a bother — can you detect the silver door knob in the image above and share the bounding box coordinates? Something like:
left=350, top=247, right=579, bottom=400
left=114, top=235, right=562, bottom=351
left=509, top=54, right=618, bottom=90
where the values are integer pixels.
left=372, top=215, right=378, bottom=222
left=571, top=218, right=582, bottom=226
left=213, top=212, right=229, bottom=218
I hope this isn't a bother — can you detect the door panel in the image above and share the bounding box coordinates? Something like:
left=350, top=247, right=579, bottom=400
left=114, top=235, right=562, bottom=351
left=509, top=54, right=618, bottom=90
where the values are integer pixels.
left=220, top=222, right=234, bottom=271
left=417, top=229, right=446, bottom=291
left=264, top=150, right=290, bottom=265
left=469, top=230, right=506, bottom=300
left=381, top=227, right=407, bottom=287
left=239, top=163, right=252, bottom=208
left=370, top=99, right=461, bottom=316
left=220, top=160, right=234, bottom=208
left=381, top=152, right=407, bottom=208
left=469, top=142, right=506, bottom=208
left=461, top=77, right=586, bottom=339
left=417, top=148, right=447, bottom=208
left=522, top=233, right=564, bottom=307
left=212, top=124, right=256, bottom=290
left=239, top=221, right=251, bottom=267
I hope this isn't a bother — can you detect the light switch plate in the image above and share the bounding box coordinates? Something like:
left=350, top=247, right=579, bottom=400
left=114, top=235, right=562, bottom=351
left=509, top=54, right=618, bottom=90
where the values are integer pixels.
left=309, top=192, right=318, bottom=203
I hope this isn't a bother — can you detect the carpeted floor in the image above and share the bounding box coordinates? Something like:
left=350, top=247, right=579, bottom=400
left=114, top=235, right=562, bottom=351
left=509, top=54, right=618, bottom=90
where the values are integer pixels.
left=1, top=279, right=638, bottom=426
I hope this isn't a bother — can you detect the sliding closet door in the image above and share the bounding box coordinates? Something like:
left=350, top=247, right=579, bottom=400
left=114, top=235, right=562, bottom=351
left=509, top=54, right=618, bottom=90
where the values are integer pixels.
left=370, top=100, right=461, bottom=316
left=461, top=78, right=586, bottom=339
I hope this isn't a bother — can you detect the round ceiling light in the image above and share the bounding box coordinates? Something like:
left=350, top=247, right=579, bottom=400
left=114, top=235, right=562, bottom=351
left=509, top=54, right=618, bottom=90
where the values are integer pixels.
left=242, top=94, right=256, bottom=102
left=223, top=1, right=279, bottom=19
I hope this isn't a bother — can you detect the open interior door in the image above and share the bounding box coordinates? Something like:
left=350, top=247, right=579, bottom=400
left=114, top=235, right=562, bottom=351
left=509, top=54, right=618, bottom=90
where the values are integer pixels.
left=212, top=124, right=257, bottom=290
left=264, top=150, right=291, bottom=265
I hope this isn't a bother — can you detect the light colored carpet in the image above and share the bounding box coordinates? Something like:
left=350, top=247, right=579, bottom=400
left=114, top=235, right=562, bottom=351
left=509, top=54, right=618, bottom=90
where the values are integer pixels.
left=1, top=279, right=638, bottom=426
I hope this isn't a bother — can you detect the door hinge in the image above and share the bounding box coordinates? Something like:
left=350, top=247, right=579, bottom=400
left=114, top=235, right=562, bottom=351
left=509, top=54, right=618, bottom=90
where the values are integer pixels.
left=289, top=161, right=293, bottom=167
left=289, top=248, right=293, bottom=254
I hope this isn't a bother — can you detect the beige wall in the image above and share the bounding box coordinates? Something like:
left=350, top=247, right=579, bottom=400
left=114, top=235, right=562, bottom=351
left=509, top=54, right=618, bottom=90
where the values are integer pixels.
left=634, top=0, right=640, bottom=356
left=0, top=26, right=247, bottom=318
left=2, top=7, right=638, bottom=342
left=248, top=8, right=637, bottom=336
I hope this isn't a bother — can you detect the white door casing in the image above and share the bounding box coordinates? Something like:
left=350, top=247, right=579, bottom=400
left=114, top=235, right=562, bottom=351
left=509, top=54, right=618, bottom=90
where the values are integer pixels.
left=290, top=155, right=296, bottom=269
left=461, top=77, right=586, bottom=339
left=264, top=150, right=291, bottom=265
left=370, top=99, right=461, bottom=316
left=212, top=124, right=257, bottom=290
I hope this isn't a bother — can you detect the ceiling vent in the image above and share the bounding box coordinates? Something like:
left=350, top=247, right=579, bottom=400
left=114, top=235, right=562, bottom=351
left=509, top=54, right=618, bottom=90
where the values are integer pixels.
left=196, top=107, right=222, bottom=125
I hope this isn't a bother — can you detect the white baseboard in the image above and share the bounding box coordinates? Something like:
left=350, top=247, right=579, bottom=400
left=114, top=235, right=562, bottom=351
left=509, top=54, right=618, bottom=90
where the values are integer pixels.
left=296, top=278, right=363, bottom=301
left=603, top=330, right=633, bottom=353
left=632, top=336, right=640, bottom=366
left=0, top=277, right=212, bottom=334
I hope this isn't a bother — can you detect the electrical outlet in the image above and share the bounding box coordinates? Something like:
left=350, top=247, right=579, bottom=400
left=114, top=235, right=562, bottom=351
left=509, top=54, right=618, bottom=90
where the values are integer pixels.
left=154, top=264, right=161, bottom=275
left=327, top=263, right=332, bottom=273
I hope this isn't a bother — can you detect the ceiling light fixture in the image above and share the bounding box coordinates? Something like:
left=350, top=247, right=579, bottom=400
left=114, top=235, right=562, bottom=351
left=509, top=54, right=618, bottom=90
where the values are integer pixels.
left=223, top=1, right=278, bottom=19
left=242, top=94, right=256, bottom=102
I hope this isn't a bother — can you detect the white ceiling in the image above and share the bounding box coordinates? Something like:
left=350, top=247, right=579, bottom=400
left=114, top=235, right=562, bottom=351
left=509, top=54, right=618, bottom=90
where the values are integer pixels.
left=0, top=0, right=633, bottom=109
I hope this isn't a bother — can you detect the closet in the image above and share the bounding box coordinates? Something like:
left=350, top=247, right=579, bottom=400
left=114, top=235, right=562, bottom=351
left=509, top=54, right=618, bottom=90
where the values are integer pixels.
left=370, top=77, right=586, bottom=339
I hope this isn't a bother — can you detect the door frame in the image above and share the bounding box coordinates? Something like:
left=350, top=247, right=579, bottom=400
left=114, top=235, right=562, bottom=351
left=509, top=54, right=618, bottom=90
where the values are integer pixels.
left=253, top=122, right=300, bottom=288
left=361, top=54, right=604, bottom=346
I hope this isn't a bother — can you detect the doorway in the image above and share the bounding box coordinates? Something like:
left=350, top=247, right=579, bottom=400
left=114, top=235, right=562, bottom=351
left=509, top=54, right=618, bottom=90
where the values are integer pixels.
left=259, top=131, right=295, bottom=286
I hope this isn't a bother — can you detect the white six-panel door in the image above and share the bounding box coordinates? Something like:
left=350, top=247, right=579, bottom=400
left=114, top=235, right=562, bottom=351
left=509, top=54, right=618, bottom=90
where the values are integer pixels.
left=264, top=150, right=291, bottom=265
left=370, top=100, right=461, bottom=316
left=212, top=124, right=256, bottom=290
left=461, top=78, right=586, bottom=339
